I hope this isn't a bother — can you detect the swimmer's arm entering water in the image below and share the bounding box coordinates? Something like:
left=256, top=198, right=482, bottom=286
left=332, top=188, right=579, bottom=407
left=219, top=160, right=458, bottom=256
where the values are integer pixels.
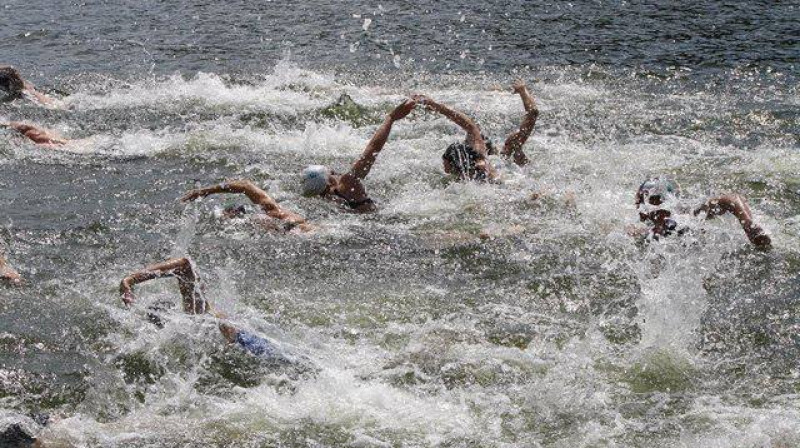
left=22, top=81, right=57, bottom=107
left=1, top=121, right=67, bottom=146
left=413, top=94, right=497, bottom=180
left=694, top=194, right=771, bottom=247
left=181, top=180, right=312, bottom=232
left=119, top=257, right=207, bottom=313
left=349, top=99, right=416, bottom=180
left=502, top=79, right=539, bottom=166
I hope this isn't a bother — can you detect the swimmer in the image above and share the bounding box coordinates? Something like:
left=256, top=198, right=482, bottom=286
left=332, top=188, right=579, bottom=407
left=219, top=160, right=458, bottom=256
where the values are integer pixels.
left=0, top=422, right=43, bottom=447
left=1, top=251, right=23, bottom=285
left=300, top=98, right=417, bottom=212
left=0, top=65, right=56, bottom=106
left=413, top=79, right=539, bottom=181
left=0, top=120, right=67, bottom=146
left=120, top=257, right=287, bottom=360
left=631, top=176, right=771, bottom=247
left=181, top=180, right=313, bottom=233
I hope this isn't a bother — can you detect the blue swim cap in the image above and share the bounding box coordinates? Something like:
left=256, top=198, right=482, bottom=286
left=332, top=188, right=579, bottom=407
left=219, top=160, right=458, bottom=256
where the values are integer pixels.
left=302, top=165, right=331, bottom=196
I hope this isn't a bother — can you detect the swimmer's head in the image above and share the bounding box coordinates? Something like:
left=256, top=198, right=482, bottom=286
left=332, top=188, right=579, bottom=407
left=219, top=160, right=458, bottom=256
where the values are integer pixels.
left=0, top=423, right=37, bottom=447
left=302, top=165, right=332, bottom=196
left=0, top=66, right=25, bottom=102
left=443, top=142, right=486, bottom=181
left=636, top=176, right=681, bottom=221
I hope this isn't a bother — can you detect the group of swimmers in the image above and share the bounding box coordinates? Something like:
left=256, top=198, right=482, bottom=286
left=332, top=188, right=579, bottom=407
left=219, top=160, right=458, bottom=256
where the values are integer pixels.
left=0, top=63, right=775, bottom=447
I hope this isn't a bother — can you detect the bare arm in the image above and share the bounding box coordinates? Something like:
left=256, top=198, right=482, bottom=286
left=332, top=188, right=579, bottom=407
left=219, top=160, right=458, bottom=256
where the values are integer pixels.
left=502, top=80, right=539, bottom=165
left=5, top=121, right=67, bottom=145
left=694, top=194, right=771, bottom=247
left=21, top=80, right=57, bottom=106
left=119, top=257, right=196, bottom=307
left=181, top=180, right=311, bottom=231
left=413, top=94, right=487, bottom=154
left=349, top=99, right=416, bottom=180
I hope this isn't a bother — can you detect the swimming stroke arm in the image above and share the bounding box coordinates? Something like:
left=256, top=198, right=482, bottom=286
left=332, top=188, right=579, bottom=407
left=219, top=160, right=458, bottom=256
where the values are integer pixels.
left=502, top=80, right=539, bottom=166
left=119, top=257, right=195, bottom=307
left=5, top=121, right=67, bottom=145
left=693, top=194, right=771, bottom=247
left=349, top=99, right=416, bottom=180
left=181, top=180, right=311, bottom=231
left=412, top=95, right=488, bottom=154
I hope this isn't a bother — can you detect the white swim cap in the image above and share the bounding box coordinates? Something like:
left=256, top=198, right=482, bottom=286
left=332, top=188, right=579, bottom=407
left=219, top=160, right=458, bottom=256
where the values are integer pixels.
left=302, top=165, right=331, bottom=196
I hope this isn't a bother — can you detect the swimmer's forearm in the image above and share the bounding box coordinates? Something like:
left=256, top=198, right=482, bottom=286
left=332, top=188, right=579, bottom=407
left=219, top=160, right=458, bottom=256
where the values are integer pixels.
left=695, top=195, right=770, bottom=246
left=517, top=87, right=538, bottom=114
left=183, top=180, right=279, bottom=212
left=419, top=97, right=482, bottom=137
left=351, top=116, right=394, bottom=180
left=120, top=259, right=191, bottom=290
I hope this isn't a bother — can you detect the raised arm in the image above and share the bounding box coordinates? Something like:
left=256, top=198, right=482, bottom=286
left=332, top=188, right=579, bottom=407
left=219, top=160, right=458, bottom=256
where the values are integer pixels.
left=349, top=99, right=416, bottom=180
left=694, top=194, right=771, bottom=247
left=502, top=80, right=539, bottom=166
left=413, top=94, right=487, bottom=154
left=120, top=257, right=207, bottom=313
left=181, top=180, right=310, bottom=231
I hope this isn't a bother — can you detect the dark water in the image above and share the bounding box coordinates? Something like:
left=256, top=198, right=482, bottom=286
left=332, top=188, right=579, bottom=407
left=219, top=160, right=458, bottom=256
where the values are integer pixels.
left=1, top=2, right=799, bottom=447
left=2, top=1, right=798, bottom=79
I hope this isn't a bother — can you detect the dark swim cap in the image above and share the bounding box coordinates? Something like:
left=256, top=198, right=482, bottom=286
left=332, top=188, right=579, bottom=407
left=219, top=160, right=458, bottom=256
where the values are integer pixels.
left=636, top=177, right=681, bottom=207
left=0, top=66, right=25, bottom=102
left=0, top=423, right=37, bottom=447
left=443, top=142, right=487, bottom=181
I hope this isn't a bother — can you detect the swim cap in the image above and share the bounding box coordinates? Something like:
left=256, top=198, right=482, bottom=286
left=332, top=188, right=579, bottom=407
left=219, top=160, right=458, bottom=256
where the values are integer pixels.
left=443, top=143, right=485, bottom=180
left=0, top=66, right=25, bottom=102
left=636, top=177, right=681, bottom=207
left=302, top=165, right=330, bottom=196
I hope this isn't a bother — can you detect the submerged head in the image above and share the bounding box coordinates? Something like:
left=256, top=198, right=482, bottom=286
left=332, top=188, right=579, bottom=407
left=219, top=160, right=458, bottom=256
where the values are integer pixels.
left=636, top=176, right=681, bottom=221
left=302, top=165, right=334, bottom=196
left=0, top=66, right=25, bottom=102
left=442, top=143, right=486, bottom=181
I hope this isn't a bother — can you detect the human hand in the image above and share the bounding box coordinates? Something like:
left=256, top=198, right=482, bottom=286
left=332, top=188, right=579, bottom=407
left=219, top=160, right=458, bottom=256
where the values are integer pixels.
left=389, top=99, right=417, bottom=120
left=512, top=79, right=527, bottom=93
left=121, top=290, right=135, bottom=307
left=180, top=189, right=202, bottom=202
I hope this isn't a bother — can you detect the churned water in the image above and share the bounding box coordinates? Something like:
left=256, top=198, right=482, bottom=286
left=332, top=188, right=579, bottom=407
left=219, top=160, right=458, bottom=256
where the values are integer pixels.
left=1, top=1, right=798, bottom=447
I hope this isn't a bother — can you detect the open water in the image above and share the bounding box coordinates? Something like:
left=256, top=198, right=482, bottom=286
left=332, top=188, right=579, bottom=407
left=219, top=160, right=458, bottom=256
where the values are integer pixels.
left=1, top=1, right=798, bottom=447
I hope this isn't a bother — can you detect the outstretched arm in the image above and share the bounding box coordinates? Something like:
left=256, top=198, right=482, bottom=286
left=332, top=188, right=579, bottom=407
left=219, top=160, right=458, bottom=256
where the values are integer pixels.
left=349, top=99, right=416, bottom=180
left=181, top=180, right=311, bottom=231
left=119, top=257, right=207, bottom=313
left=414, top=94, right=497, bottom=180
left=502, top=80, right=539, bottom=166
left=23, top=86, right=56, bottom=107
left=3, top=121, right=67, bottom=146
left=694, top=194, right=771, bottom=247
left=413, top=94, right=487, bottom=154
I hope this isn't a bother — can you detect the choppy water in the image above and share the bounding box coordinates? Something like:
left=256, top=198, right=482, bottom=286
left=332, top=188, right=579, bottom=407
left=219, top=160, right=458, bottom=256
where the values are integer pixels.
left=1, top=2, right=799, bottom=447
